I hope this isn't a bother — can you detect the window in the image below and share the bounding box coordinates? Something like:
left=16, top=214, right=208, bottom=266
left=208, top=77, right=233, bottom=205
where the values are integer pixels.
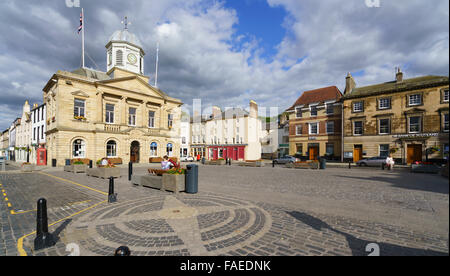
left=105, top=104, right=115, bottom=124
left=444, top=113, right=449, bottom=132
left=443, top=89, right=449, bottom=103
left=353, top=102, right=363, bottom=112
left=166, top=143, right=173, bottom=157
left=354, top=121, right=363, bottom=135
left=116, top=50, right=123, bottom=66
left=150, top=142, right=158, bottom=156
left=41, top=126, right=44, bottom=140
left=148, top=111, right=155, bottom=128
left=74, top=99, right=85, bottom=117
left=379, top=118, right=390, bottom=134
left=296, top=144, right=303, bottom=155
left=182, top=137, right=186, bottom=144
left=326, top=104, right=334, bottom=115
left=408, top=94, right=422, bottom=106
left=295, top=107, right=302, bottom=118
left=296, top=125, right=302, bottom=136
left=310, top=106, right=317, bottom=117
left=380, top=144, right=390, bottom=158
left=42, top=107, right=44, bottom=122
left=326, top=143, right=334, bottom=156
left=309, top=123, right=318, bottom=135
left=168, top=114, right=173, bottom=129
left=33, top=128, right=36, bottom=141
left=409, top=116, right=421, bottom=133
left=72, top=139, right=85, bottom=158
left=106, top=140, right=117, bottom=157
left=326, top=121, right=335, bottom=134
left=128, top=107, right=137, bottom=126
left=34, top=112, right=36, bottom=124
left=379, top=98, right=391, bottom=109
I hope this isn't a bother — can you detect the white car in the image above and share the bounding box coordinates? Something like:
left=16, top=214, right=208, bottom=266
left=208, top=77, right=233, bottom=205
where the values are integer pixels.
left=180, top=156, right=195, bottom=162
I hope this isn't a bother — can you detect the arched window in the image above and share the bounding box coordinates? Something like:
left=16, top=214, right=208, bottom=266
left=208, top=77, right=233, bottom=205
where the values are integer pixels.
left=73, top=139, right=85, bottom=158
left=106, top=140, right=117, bottom=157
left=116, top=50, right=123, bottom=66
left=150, top=142, right=158, bottom=157
left=166, top=143, right=173, bottom=157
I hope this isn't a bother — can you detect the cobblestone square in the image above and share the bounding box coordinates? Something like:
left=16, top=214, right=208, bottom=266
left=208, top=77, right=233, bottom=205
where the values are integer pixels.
left=0, top=164, right=448, bottom=256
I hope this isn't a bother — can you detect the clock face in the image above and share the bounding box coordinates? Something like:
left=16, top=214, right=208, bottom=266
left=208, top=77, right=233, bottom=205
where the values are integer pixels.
left=127, top=53, right=137, bottom=64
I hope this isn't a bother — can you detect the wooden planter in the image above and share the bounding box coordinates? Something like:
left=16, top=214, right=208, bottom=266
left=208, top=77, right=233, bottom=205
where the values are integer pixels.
left=162, top=174, right=186, bottom=194
left=21, top=164, right=35, bottom=172
left=87, top=167, right=121, bottom=179
left=64, top=164, right=87, bottom=173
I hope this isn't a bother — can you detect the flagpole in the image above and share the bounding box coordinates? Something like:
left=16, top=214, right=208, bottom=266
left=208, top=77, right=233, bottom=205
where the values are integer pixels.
left=155, top=42, right=159, bottom=87
left=82, top=8, right=85, bottom=68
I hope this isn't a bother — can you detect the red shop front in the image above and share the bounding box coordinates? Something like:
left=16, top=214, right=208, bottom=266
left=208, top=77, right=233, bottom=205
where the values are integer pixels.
left=208, top=146, right=245, bottom=161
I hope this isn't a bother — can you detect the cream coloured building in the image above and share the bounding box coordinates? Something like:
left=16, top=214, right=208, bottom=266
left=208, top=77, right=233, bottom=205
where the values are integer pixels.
left=15, top=101, right=32, bottom=163
left=42, top=26, right=183, bottom=166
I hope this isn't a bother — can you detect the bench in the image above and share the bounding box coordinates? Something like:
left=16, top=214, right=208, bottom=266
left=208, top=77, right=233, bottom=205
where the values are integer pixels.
left=107, top=158, right=123, bottom=165
left=149, top=157, right=178, bottom=163
left=205, top=159, right=226, bottom=165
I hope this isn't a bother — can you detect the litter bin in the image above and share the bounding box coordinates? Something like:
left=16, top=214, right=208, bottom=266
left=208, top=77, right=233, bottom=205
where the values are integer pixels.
left=319, top=157, right=326, bottom=170
left=65, top=159, right=71, bottom=166
left=186, top=164, right=198, bottom=194
left=201, top=158, right=205, bottom=165
left=52, top=159, right=57, bottom=168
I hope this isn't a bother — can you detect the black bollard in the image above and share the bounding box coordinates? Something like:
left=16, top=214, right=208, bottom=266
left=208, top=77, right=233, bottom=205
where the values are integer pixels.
left=34, top=198, right=55, bottom=251
left=89, top=160, right=93, bottom=169
left=115, top=246, right=131, bottom=256
left=108, top=177, right=117, bottom=203
left=128, top=162, right=133, bottom=181
left=272, top=160, right=275, bottom=168
left=349, top=161, right=351, bottom=169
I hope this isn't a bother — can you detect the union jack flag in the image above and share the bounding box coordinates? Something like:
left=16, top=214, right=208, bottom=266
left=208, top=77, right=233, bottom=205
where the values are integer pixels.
left=77, top=11, right=83, bottom=34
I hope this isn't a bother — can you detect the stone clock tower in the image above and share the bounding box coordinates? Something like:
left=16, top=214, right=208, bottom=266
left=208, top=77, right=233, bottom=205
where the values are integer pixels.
left=106, top=17, right=145, bottom=75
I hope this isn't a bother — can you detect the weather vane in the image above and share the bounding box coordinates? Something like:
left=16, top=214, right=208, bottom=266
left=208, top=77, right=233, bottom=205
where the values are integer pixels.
left=121, top=16, right=131, bottom=30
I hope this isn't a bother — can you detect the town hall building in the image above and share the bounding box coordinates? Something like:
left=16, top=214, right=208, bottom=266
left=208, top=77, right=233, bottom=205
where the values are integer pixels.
left=42, top=23, right=183, bottom=166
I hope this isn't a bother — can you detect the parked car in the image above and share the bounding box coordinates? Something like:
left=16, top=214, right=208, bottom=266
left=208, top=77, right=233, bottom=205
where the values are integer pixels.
left=273, top=156, right=296, bottom=164
left=356, top=156, right=386, bottom=167
left=180, top=156, right=195, bottom=162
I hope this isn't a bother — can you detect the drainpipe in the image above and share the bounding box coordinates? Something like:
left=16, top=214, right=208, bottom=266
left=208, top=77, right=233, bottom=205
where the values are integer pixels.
left=341, top=103, right=344, bottom=163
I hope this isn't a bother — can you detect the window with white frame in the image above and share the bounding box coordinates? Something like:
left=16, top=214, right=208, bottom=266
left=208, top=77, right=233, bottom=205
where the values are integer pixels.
left=105, top=104, right=115, bottom=124
left=408, top=94, right=422, bottom=106
left=128, top=107, right=137, bottom=126
left=326, top=104, right=334, bottom=115
left=379, top=98, right=391, bottom=110
left=106, top=140, right=117, bottom=157
left=379, top=144, right=390, bottom=157
left=166, top=143, right=173, bottom=157
left=408, top=116, right=421, bottom=133
left=168, top=114, right=173, bottom=129
left=379, top=118, right=390, bottom=134
left=309, top=123, right=318, bottom=135
left=310, top=106, right=317, bottom=117
left=353, top=101, right=363, bottom=112
left=326, top=143, right=334, bottom=156
left=326, top=121, right=334, bottom=134
left=148, top=111, right=155, bottom=128
left=296, top=125, right=302, bottom=136
left=354, top=121, right=363, bottom=136
left=443, top=89, right=449, bottom=102
left=295, top=107, right=302, bottom=118
left=72, top=139, right=86, bottom=158
left=74, top=99, right=85, bottom=117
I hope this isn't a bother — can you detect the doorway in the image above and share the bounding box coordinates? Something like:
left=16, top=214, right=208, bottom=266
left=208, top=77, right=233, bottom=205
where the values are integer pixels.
left=353, top=145, right=363, bottom=163
left=130, top=141, right=140, bottom=163
left=407, top=144, right=422, bottom=164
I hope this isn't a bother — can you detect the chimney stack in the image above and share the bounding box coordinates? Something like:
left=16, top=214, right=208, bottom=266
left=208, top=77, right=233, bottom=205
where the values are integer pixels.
left=249, top=100, right=258, bottom=118
left=344, top=72, right=356, bottom=95
left=396, top=67, right=403, bottom=83
left=212, top=106, right=222, bottom=119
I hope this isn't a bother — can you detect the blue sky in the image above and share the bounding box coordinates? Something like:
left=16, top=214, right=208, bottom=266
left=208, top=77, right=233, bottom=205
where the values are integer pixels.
left=0, top=0, right=448, bottom=130
left=225, top=0, right=287, bottom=61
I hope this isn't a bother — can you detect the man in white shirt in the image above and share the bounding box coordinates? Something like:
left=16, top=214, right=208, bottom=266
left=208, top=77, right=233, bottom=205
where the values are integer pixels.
left=385, top=155, right=395, bottom=170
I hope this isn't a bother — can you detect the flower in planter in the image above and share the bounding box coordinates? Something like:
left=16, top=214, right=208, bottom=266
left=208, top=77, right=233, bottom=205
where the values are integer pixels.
left=21, top=162, right=31, bottom=167
left=166, top=168, right=186, bottom=175
left=73, top=159, right=84, bottom=165
left=74, top=115, right=87, bottom=121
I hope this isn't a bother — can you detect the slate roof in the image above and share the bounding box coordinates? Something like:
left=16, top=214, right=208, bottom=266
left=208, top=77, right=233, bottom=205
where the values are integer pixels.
left=71, top=67, right=111, bottom=81
left=287, top=86, right=342, bottom=111
left=344, top=75, right=449, bottom=99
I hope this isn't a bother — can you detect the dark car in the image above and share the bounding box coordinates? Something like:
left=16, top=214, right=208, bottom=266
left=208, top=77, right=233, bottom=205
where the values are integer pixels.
left=273, top=156, right=296, bottom=164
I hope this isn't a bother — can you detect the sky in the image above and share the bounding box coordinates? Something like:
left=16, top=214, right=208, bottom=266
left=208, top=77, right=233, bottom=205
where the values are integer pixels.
left=0, top=0, right=448, bottom=130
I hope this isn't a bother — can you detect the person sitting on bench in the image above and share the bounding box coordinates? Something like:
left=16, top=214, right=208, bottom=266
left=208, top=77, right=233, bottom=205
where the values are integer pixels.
left=149, top=156, right=173, bottom=175
left=385, top=155, right=395, bottom=171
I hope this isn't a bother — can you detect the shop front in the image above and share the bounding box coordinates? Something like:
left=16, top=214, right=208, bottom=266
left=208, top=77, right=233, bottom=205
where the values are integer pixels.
left=207, top=145, right=246, bottom=161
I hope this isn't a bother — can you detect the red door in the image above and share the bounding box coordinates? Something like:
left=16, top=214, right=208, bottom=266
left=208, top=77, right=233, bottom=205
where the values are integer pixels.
left=238, top=147, right=245, bottom=160
left=223, top=148, right=227, bottom=159
left=213, top=148, right=218, bottom=160
left=37, top=148, right=47, bottom=166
